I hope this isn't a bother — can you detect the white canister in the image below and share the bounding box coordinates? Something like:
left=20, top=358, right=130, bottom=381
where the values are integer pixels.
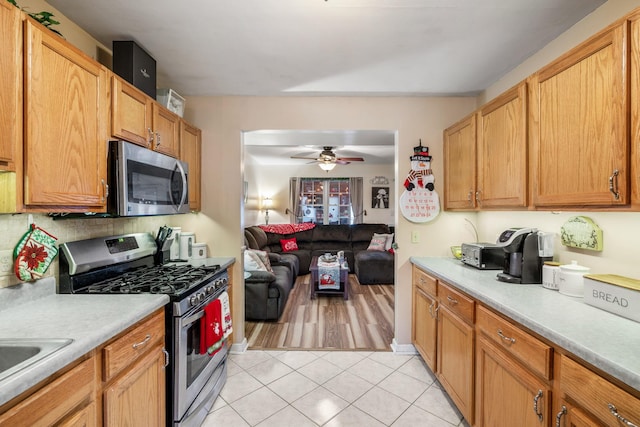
left=169, top=227, right=181, bottom=260
left=542, top=261, right=561, bottom=290
left=558, top=260, right=590, bottom=297
left=192, top=243, right=207, bottom=260
left=180, top=232, right=195, bottom=260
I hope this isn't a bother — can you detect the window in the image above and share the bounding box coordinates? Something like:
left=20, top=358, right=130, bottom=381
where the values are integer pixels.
left=297, top=178, right=354, bottom=224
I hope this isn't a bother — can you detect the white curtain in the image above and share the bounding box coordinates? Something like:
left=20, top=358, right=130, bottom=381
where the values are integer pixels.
left=350, top=177, right=364, bottom=224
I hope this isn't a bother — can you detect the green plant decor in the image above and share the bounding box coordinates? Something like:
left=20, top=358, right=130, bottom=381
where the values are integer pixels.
left=7, top=0, right=63, bottom=37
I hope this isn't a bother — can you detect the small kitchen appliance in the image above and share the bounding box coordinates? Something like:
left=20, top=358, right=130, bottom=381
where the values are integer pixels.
left=109, top=140, right=189, bottom=217
left=496, top=228, right=553, bottom=284
left=460, top=242, right=503, bottom=270
left=58, top=233, right=229, bottom=427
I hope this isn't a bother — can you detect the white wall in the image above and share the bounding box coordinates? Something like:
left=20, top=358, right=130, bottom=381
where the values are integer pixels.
left=180, top=96, right=477, bottom=347
left=243, top=161, right=395, bottom=227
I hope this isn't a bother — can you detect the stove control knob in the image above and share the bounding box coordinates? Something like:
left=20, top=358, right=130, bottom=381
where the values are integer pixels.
left=197, top=292, right=204, bottom=303
left=190, top=295, right=198, bottom=306
left=206, top=285, right=214, bottom=294
left=221, top=277, right=228, bottom=286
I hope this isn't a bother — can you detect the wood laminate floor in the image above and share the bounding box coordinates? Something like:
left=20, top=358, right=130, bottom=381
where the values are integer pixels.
left=245, top=274, right=395, bottom=351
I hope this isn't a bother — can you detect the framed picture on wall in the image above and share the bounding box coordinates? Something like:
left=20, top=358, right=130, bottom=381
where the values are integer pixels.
left=372, top=186, right=389, bottom=209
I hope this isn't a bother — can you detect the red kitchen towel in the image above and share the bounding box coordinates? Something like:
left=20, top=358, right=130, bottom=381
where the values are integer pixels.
left=200, top=299, right=223, bottom=356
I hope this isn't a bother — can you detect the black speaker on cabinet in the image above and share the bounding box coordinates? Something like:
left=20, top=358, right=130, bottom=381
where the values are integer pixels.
left=112, top=40, right=156, bottom=98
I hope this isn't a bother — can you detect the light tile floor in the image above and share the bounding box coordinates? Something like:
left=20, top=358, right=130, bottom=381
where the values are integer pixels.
left=202, top=350, right=471, bottom=427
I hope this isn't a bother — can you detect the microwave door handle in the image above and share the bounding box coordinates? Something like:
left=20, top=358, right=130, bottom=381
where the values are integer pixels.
left=174, top=161, right=188, bottom=210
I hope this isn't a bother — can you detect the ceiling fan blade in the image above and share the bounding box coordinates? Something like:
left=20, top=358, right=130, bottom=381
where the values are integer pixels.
left=335, top=160, right=351, bottom=165
left=291, top=156, right=320, bottom=160
left=336, top=157, right=364, bottom=162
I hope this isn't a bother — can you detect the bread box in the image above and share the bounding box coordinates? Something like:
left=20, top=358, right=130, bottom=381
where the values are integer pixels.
left=583, top=274, right=640, bottom=323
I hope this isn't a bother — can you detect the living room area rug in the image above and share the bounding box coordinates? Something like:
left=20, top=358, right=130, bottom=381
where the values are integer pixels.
left=245, top=274, right=395, bottom=351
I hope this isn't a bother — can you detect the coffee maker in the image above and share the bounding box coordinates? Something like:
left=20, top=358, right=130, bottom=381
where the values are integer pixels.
left=496, top=228, right=553, bottom=284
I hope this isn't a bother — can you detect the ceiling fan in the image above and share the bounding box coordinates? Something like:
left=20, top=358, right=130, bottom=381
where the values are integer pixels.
left=290, top=146, right=364, bottom=169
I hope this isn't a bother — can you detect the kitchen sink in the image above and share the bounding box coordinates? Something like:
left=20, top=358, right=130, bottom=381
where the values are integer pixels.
left=0, top=338, right=73, bottom=383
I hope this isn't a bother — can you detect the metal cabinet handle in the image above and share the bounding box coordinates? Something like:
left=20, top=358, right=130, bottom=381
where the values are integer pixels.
left=608, top=403, right=638, bottom=427
left=497, top=329, right=516, bottom=344
left=446, top=295, right=458, bottom=305
left=433, top=305, right=439, bottom=319
left=609, top=169, right=620, bottom=200
left=132, top=334, right=151, bottom=349
left=147, top=128, right=154, bottom=146
left=555, top=405, right=567, bottom=427
left=467, top=191, right=473, bottom=206
left=163, top=348, right=170, bottom=368
left=100, top=179, right=109, bottom=202
left=428, top=301, right=434, bottom=318
left=475, top=190, right=482, bottom=205
left=533, top=390, right=543, bottom=421
left=155, top=132, right=161, bottom=146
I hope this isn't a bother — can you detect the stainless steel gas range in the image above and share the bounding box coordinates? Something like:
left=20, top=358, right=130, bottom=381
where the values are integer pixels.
left=58, top=233, right=229, bottom=427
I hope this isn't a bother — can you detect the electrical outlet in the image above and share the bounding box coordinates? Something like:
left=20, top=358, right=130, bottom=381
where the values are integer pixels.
left=411, top=231, right=420, bottom=243
left=0, top=250, right=13, bottom=277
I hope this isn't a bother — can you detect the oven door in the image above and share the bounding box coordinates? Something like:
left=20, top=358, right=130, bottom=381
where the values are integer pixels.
left=173, top=301, right=227, bottom=425
left=111, top=140, right=189, bottom=216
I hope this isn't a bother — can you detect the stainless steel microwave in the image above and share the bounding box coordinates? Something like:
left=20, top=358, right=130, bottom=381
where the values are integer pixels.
left=109, top=140, right=189, bottom=216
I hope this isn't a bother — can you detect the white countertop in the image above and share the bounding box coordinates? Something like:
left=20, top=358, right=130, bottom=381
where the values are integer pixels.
left=410, top=257, right=640, bottom=393
left=0, top=277, right=168, bottom=407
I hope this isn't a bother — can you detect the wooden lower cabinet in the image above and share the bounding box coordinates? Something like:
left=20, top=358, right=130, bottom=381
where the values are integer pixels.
left=103, top=343, right=166, bottom=426
left=0, top=356, right=97, bottom=426
left=437, top=305, right=474, bottom=424
left=555, top=354, right=640, bottom=427
left=0, top=309, right=165, bottom=427
left=412, top=268, right=437, bottom=371
left=476, top=336, right=551, bottom=427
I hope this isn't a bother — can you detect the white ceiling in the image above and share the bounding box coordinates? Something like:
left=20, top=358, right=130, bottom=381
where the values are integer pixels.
left=48, top=0, right=604, bottom=164
left=49, top=0, right=604, bottom=97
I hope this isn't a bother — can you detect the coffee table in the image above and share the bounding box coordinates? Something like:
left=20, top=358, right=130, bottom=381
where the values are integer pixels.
left=309, top=256, right=349, bottom=300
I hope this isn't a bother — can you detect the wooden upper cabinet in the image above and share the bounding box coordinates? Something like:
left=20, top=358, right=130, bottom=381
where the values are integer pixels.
left=529, top=21, right=629, bottom=207
left=180, top=121, right=202, bottom=211
left=444, top=114, right=477, bottom=210
left=23, top=18, right=108, bottom=210
left=112, top=76, right=180, bottom=158
left=111, top=75, right=153, bottom=148
left=152, top=104, right=180, bottom=158
left=477, top=82, right=528, bottom=208
left=0, top=2, right=21, bottom=172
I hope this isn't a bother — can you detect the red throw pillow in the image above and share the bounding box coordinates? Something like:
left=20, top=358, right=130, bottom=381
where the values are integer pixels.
left=280, top=237, right=298, bottom=252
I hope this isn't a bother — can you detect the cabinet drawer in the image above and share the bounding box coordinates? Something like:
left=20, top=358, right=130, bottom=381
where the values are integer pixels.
left=413, top=266, right=436, bottom=295
left=476, top=305, right=552, bottom=380
left=103, top=309, right=165, bottom=382
left=437, top=281, right=474, bottom=324
left=0, top=357, right=95, bottom=426
left=560, top=355, right=640, bottom=426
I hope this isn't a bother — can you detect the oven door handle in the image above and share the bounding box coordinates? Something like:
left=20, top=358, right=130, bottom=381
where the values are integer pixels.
left=183, top=310, right=205, bottom=327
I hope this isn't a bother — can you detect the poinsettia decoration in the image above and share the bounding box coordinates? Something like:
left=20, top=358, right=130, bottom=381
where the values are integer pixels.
left=13, top=224, right=58, bottom=282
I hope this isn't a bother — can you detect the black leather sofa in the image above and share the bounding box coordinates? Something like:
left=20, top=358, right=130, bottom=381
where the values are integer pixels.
left=243, top=224, right=394, bottom=321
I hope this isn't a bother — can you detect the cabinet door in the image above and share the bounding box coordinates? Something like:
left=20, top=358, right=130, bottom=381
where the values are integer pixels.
left=111, top=76, right=153, bottom=148
left=0, top=1, right=21, bottom=172
left=23, top=19, right=108, bottom=210
left=444, top=114, right=477, bottom=210
left=103, top=345, right=166, bottom=427
left=477, top=82, right=528, bottom=208
left=180, top=121, right=202, bottom=211
left=530, top=22, right=628, bottom=206
left=58, top=400, right=98, bottom=427
left=437, top=306, right=474, bottom=424
left=555, top=400, right=601, bottom=427
left=413, top=285, right=437, bottom=371
left=476, top=336, right=550, bottom=427
left=153, top=104, right=180, bottom=158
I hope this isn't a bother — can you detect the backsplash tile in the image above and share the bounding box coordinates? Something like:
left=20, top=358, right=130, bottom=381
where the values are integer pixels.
left=0, top=213, right=173, bottom=288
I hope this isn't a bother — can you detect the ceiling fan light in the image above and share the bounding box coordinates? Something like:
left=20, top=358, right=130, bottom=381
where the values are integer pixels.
left=319, top=162, right=336, bottom=171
